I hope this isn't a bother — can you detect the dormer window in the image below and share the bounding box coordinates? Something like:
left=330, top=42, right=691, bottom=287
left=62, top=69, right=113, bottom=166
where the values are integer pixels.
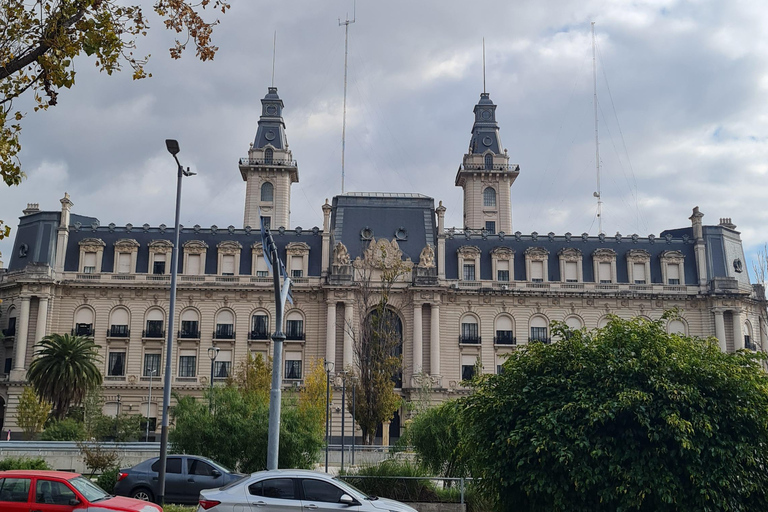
left=217, top=241, right=242, bottom=276
left=261, top=182, right=274, bottom=201
left=484, top=154, right=493, bottom=170
left=592, top=248, right=617, bottom=284
left=264, top=148, right=273, bottom=165
left=626, top=249, right=651, bottom=284
left=286, top=242, right=310, bottom=280
left=557, top=248, right=583, bottom=283
left=660, top=250, right=685, bottom=286
left=458, top=246, right=481, bottom=282
left=524, top=247, right=549, bottom=283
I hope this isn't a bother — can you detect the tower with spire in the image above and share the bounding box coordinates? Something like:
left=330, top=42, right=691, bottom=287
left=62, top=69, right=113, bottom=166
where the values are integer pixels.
left=455, top=92, right=519, bottom=234
left=240, top=87, right=299, bottom=229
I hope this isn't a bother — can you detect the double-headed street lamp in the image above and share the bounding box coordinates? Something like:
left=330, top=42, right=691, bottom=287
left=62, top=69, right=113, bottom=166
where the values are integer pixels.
left=324, top=360, right=334, bottom=472
left=157, top=139, right=196, bottom=506
left=208, top=346, right=220, bottom=413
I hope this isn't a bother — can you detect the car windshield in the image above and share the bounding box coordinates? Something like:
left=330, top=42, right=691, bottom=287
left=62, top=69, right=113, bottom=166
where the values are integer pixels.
left=332, top=476, right=374, bottom=500
left=69, top=476, right=110, bottom=502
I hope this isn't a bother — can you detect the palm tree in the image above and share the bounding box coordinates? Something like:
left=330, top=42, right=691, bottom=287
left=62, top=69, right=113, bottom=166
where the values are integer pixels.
left=27, top=333, right=102, bottom=420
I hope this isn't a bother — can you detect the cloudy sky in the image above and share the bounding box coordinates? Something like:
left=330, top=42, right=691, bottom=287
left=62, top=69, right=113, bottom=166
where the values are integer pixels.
left=2, top=0, right=768, bottom=274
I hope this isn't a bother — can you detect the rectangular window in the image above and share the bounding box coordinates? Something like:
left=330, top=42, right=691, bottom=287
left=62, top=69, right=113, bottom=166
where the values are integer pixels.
left=261, top=216, right=271, bottom=230
left=633, top=262, right=646, bottom=284
left=565, top=261, right=578, bottom=282
left=186, top=254, right=201, bottom=275
left=286, top=320, right=304, bottom=340
left=117, top=252, right=131, bottom=274
left=256, top=252, right=270, bottom=277
left=495, top=330, right=515, bottom=345
left=497, top=260, right=509, bottom=281
left=153, top=261, right=166, bottom=274
left=485, top=221, right=496, bottom=234
left=179, top=351, right=197, bottom=377
left=0, top=477, right=31, bottom=502
left=530, top=261, right=544, bottom=282
left=530, top=326, right=548, bottom=342
left=145, top=320, right=163, bottom=338
left=180, top=320, right=199, bottom=338
left=214, top=351, right=232, bottom=379
left=83, top=252, right=97, bottom=274
left=285, top=352, right=303, bottom=379
left=144, top=353, right=161, bottom=377
left=290, top=255, right=303, bottom=278
left=598, top=262, right=612, bottom=283
left=108, top=351, right=126, bottom=377
left=251, top=315, right=269, bottom=339
left=109, top=325, right=129, bottom=337
left=221, top=254, right=235, bottom=276
left=75, top=323, right=93, bottom=336
left=667, top=263, right=680, bottom=285
left=463, top=263, right=476, bottom=281
left=291, top=269, right=304, bottom=278
left=461, top=356, right=477, bottom=381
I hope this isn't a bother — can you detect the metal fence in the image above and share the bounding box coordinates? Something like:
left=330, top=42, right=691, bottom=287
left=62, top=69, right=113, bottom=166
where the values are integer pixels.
left=337, top=475, right=474, bottom=504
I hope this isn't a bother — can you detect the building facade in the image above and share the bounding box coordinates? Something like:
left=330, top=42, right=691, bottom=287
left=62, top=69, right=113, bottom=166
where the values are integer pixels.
left=0, top=87, right=765, bottom=441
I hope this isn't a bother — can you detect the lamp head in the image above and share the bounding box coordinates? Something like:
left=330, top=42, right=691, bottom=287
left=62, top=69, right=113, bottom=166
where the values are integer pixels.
left=165, top=139, right=180, bottom=156
left=208, top=346, right=220, bottom=360
left=324, top=360, right=335, bottom=372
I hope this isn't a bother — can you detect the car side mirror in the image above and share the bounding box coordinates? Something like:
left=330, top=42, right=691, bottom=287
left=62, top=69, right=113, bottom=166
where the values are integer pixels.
left=339, top=494, right=359, bottom=506
left=211, top=469, right=221, bottom=478
left=69, top=498, right=81, bottom=506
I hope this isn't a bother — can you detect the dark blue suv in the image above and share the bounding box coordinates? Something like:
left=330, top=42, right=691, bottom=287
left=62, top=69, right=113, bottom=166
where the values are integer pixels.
left=113, top=455, right=245, bottom=504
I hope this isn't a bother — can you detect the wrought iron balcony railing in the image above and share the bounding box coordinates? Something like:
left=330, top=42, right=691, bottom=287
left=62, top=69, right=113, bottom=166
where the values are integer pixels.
left=459, top=335, right=481, bottom=345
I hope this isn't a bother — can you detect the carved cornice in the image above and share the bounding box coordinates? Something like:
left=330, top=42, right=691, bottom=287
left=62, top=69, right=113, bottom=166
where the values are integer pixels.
left=78, top=238, right=105, bottom=250
left=148, top=239, right=174, bottom=252
left=182, top=240, right=209, bottom=254
left=627, top=249, right=651, bottom=263
left=660, top=250, right=685, bottom=264
left=592, top=248, right=617, bottom=262
left=490, top=247, right=514, bottom=260
left=114, top=239, right=140, bottom=253
left=217, top=241, right=243, bottom=255
left=286, top=242, right=310, bottom=256
left=457, top=245, right=481, bottom=258
left=557, top=247, right=582, bottom=261
left=524, top=247, right=549, bottom=260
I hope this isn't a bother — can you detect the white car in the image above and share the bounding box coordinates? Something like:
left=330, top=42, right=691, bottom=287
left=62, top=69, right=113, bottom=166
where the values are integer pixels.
left=197, top=469, right=418, bottom=512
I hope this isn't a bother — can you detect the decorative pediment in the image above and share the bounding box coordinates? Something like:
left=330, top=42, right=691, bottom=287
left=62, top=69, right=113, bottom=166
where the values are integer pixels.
left=148, top=239, right=174, bottom=252
left=79, top=238, right=105, bottom=250
left=524, top=247, right=549, bottom=261
left=660, top=250, right=685, bottom=264
left=592, top=248, right=617, bottom=262
left=557, top=247, right=582, bottom=262
left=417, top=245, right=435, bottom=268
left=217, top=240, right=243, bottom=255
left=457, top=245, right=481, bottom=258
left=333, top=242, right=351, bottom=266
left=626, top=249, right=651, bottom=263
left=183, top=240, right=208, bottom=254
left=354, top=238, right=412, bottom=270
left=286, top=241, right=310, bottom=256
left=114, top=239, right=140, bottom=252
left=251, top=242, right=265, bottom=257
left=490, top=247, right=514, bottom=260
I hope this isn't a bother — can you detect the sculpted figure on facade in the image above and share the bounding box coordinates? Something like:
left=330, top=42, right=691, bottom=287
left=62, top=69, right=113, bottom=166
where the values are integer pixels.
left=333, top=242, right=351, bottom=266
left=418, top=245, right=435, bottom=268
left=354, top=238, right=412, bottom=271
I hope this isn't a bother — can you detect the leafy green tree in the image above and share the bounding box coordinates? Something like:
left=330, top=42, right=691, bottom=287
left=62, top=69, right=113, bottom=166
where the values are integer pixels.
left=16, top=386, right=51, bottom=439
left=92, top=413, right=142, bottom=442
left=27, top=333, right=102, bottom=420
left=0, top=0, right=230, bottom=251
left=402, top=400, right=468, bottom=479
left=41, top=417, right=86, bottom=441
left=462, top=315, right=768, bottom=512
left=170, top=382, right=325, bottom=472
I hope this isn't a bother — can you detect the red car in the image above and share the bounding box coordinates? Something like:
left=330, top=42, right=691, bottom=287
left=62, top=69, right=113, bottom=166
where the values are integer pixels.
left=0, top=470, right=163, bottom=512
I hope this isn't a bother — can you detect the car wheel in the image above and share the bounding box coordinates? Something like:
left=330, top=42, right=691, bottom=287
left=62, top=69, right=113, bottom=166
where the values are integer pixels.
left=132, top=487, right=154, bottom=502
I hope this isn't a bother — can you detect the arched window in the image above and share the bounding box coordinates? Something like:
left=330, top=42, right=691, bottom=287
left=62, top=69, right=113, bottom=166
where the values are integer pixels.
left=745, top=320, right=754, bottom=350
left=264, top=148, right=273, bottom=165
left=74, top=307, right=95, bottom=337
left=261, top=182, right=274, bottom=202
left=484, top=154, right=493, bottom=170
left=286, top=311, right=305, bottom=340
left=215, top=310, right=235, bottom=339
left=460, top=314, right=480, bottom=344
left=494, top=315, right=514, bottom=345
left=144, top=308, right=165, bottom=339
left=180, top=309, right=200, bottom=339
left=529, top=316, right=549, bottom=343
left=249, top=312, right=270, bottom=340
left=483, top=187, right=496, bottom=207
left=668, top=319, right=686, bottom=335
left=108, top=308, right=130, bottom=337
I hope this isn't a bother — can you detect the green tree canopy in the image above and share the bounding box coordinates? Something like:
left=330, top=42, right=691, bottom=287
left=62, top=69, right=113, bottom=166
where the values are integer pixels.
left=462, top=315, right=768, bottom=512
left=402, top=399, right=468, bottom=479
left=0, top=0, right=229, bottom=249
left=27, top=333, right=102, bottom=420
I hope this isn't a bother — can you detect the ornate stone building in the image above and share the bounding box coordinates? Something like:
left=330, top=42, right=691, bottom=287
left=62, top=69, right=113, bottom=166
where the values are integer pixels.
left=0, top=87, right=765, bottom=441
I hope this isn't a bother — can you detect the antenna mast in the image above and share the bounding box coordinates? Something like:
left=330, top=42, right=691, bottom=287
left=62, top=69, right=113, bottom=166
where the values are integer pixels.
left=271, top=31, right=276, bottom=87
left=592, top=21, right=603, bottom=234
left=339, top=4, right=355, bottom=194
left=482, top=38, right=486, bottom=93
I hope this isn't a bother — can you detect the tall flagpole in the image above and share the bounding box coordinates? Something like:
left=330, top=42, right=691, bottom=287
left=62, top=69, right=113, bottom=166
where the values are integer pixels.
left=339, top=5, right=355, bottom=194
left=592, top=21, right=603, bottom=235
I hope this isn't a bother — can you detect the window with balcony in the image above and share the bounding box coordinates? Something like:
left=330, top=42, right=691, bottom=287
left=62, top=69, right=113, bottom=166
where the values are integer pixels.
left=144, top=353, right=161, bottom=377
left=460, top=320, right=480, bottom=344
left=215, top=310, right=235, bottom=339
left=145, top=320, right=164, bottom=339
left=285, top=313, right=304, bottom=340
left=74, top=307, right=94, bottom=337
left=3, top=315, right=16, bottom=338
left=250, top=314, right=269, bottom=340
left=529, top=316, right=549, bottom=343
left=107, top=351, right=126, bottom=377
left=109, top=307, right=130, bottom=338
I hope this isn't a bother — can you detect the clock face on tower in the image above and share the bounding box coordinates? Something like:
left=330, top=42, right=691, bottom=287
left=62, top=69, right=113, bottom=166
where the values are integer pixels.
left=266, top=105, right=277, bottom=115
left=481, top=109, right=492, bottom=120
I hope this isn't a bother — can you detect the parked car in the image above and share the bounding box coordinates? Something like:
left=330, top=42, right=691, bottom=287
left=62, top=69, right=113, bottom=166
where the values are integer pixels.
left=198, top=469, right=418, bottom=512
left=114, top=454, right=244, bottom=504
left=0, top=469, right=162, bottom=512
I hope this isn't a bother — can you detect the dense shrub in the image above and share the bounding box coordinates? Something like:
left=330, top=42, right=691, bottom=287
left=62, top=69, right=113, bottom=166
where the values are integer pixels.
left=41, top=418, right=86, bottom=441
left=0, top=457, right=51, bottom=470
left=96, top=467, right=120, bottom=493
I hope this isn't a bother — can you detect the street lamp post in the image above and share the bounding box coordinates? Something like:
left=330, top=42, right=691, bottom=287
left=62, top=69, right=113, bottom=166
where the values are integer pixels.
left=158, top=139, right=196, bottom=506
left=115, top=394, right=121, bottom=440
left=207, top=346, right=220, bottom=413
left=351, top=375, right=357, bottom=467
left=324, top=360, right=334, bottom=472
left=340, top=373, right=347, bottom=473
left=146, top=368, right=156, bottom=442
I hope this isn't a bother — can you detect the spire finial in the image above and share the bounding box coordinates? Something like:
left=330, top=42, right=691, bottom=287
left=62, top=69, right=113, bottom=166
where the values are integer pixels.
left=482, top=38, right=486, bottom=94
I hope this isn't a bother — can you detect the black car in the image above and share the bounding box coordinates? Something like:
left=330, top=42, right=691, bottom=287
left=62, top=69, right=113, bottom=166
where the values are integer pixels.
left=113, top=454, right=244, bottom=504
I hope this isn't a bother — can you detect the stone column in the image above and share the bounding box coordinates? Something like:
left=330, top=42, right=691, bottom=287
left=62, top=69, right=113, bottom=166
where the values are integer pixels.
left=326, top=301, right=336, bottom=367
left=343, top=302, right=354, bottom=369
left=55, top=193, right=73, bottom=273
left=12, top=297, right=31, bottom=377
left=713, top=308, right=726, bottom=352
left=321, top=200, right=332, bottom=277
left=430, top=303, right=441, bottom=387
left=412, top=303, right=423, bottom=375
left=35, top=297, right=49, bottom=345
left=381, top=420, right=390, bottom=447
left=733, top=309, right=744, bottom=351
left=436, top=201, right=446, bottom=281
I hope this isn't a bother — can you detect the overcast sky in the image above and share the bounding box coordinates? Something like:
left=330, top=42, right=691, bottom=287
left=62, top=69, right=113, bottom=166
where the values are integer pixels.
left=2, top=0, right=767, bottom=275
